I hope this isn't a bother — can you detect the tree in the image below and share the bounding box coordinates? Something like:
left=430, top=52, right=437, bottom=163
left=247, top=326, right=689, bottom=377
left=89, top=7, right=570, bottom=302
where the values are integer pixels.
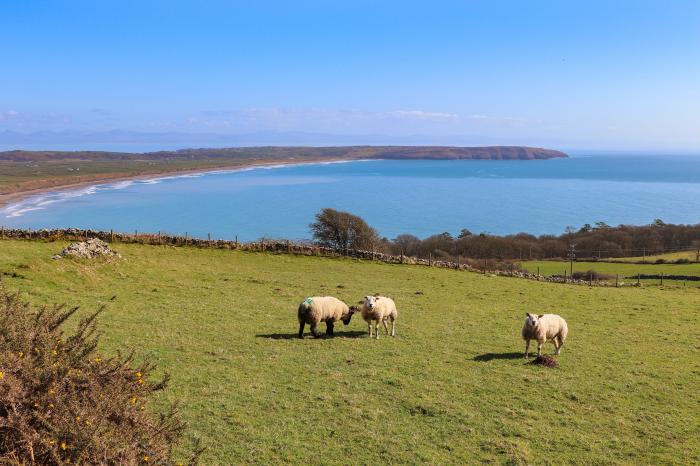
left=458, top=228, right=473, bottom=238
left=310, top=208, right=380, bottom=251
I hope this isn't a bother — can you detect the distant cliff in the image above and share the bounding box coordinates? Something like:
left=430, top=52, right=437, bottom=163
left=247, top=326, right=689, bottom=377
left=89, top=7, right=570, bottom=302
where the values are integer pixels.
left=364, top=146, right=567, bottom=160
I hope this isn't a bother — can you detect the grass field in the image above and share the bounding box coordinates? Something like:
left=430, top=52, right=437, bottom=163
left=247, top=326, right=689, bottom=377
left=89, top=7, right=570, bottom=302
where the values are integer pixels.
left=520, top=259, right=700, bottom=286
left=604, top=250, right=700, bottom=263
left=1, top=239, right=699, bottom=464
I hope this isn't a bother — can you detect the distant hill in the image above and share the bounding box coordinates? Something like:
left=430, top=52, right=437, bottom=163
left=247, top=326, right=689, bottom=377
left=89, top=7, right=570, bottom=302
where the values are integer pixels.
left=0, top=145, right=567, bottom=162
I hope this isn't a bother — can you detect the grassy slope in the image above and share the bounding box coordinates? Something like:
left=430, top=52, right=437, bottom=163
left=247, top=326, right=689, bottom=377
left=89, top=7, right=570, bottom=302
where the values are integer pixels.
left=1, top=240, right=699, bottom=464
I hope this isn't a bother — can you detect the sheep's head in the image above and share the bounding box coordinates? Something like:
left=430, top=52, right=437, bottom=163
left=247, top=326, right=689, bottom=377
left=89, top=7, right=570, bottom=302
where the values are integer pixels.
left=364, top=295, right=380, bottom=310
left=525, top=313, right=544, bottom=327
left=342, top=306, right=357, bottom=325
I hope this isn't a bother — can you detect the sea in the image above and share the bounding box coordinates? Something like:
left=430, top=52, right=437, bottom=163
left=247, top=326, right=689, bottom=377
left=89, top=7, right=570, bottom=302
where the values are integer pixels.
left=3, top=154, right=700, bottom=241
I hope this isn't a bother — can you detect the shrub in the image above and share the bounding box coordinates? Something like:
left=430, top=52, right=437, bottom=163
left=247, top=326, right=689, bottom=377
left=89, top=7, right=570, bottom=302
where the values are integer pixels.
left=655, top=258, right=667, bottom=264
left=674, top=258, right=691, bottom=264
left=0, top=286, right=198, bottom=464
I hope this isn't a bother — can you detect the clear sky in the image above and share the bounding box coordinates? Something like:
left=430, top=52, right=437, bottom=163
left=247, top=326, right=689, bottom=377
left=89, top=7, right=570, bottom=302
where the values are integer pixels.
left=1, top=0, right=699, bottom=150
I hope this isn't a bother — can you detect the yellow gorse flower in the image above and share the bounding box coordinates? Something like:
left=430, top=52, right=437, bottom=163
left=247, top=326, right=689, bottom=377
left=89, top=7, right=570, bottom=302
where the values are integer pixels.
left=0, top=371, right=4, bottom=379
left=61, top=442, right=67, bottom=450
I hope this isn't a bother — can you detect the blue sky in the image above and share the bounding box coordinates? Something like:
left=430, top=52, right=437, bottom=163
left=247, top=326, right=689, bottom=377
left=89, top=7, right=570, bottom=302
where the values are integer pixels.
left=1, top=0, right=699, bottom=150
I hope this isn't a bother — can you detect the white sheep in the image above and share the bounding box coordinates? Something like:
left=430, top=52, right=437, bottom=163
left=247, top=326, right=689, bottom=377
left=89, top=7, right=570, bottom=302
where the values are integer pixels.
left=297, top=296, right=356, bottom=338
left=522, top=313, right=568, bottom=357
left=354, top=295, right=398, bottom=339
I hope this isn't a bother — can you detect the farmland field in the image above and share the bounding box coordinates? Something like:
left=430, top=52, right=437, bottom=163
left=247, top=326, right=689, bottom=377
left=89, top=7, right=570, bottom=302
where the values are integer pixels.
left=519, top=259, right=700, bottom=286
left=1, top=239, right=699, bottom=464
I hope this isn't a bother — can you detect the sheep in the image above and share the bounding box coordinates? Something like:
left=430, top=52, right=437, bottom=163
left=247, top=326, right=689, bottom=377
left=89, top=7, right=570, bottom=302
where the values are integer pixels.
left=297, top=296, right=356, bottom=339
left=352, top=295, right=398, bottom=339
left=522, top=313, right=568, bottom=358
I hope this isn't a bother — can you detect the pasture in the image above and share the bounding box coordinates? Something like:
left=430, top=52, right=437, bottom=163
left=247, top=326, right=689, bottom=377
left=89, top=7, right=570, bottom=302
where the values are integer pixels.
left=519, top=259, right=700, bottom=286
left=1, top=239, right=699, bottom=464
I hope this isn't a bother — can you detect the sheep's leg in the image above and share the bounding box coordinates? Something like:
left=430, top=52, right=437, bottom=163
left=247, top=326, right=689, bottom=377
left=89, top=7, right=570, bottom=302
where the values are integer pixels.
left=537, top=340, right=543, bottom=356
left=555, top=335, right=563, bottom=355
left=326, top=321, right=334, bottom=336
left=310, top=323, right=320, bottom=338
left=524, top=339, right=530, bottom=358
left=375, top=322, right=380, bottom=339
left=367, top=322, right=373, bottom=337
left=298, top=322, right=305, bottom=339
left=382, top=319, right=389, bottom=335
left=391, top=319, right=396, bottom=337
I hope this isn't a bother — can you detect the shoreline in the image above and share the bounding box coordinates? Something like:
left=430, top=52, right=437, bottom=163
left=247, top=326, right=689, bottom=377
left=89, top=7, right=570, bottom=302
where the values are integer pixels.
left=0, top=156, right=366, bottom=211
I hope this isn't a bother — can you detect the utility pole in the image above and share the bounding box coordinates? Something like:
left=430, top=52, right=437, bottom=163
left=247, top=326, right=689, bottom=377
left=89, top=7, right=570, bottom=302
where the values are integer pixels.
left=568, top=243, right=576, bottom=276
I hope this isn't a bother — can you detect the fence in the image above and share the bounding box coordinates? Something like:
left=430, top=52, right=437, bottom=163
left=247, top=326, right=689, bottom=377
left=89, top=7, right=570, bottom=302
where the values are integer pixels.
left=0, top=227, right=679, bottom=288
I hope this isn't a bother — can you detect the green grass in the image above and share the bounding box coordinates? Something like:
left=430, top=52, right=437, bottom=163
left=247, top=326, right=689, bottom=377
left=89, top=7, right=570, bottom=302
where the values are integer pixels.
left=604, top=250, right=700, bottom=263
left=1, top=239, right=699, bottom=464
left=520, top=259, right=700, bottom=285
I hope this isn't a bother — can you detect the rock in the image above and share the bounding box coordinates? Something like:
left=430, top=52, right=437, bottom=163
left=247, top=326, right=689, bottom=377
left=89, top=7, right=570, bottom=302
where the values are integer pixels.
left=54, top=238, right=120, bottom=259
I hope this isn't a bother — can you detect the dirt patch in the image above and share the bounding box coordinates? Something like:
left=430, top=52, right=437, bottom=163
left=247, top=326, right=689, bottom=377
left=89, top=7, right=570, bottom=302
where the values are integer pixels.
left=530, top=355, right=559, bottom=368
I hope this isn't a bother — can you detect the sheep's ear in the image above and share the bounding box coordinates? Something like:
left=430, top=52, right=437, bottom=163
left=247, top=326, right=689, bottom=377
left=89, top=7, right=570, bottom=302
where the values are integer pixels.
left=537, top=314, right=544, bottom=318
left=358, top=300, right=364, bottom=304
left=525, top=312, right=531, bottom=317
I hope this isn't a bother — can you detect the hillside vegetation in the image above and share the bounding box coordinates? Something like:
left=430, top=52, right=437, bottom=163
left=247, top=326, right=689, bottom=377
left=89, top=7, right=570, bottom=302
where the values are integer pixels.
left=0, top=239, right=698, bottom=464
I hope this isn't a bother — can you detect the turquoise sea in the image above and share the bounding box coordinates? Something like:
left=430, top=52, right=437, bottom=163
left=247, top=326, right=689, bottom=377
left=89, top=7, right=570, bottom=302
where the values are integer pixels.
left=3, top=155, right=700, bottom=240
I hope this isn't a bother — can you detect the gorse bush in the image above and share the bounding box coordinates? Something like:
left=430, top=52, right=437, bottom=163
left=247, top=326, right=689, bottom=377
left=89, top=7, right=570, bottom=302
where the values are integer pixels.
left=0, top=286, right=197, bottom=464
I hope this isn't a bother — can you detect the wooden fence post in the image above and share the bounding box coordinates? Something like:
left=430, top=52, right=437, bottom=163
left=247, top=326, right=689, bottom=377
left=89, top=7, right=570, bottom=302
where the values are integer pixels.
left=235, top=235, right=238, bottom=248
left=537, top=266, right=540, bottom=280
left=589, top=272, right=593, bottom=286
left=660, top=273, right=663, bottom=286
left=637, top=273, right=640, bottom=286
left=615, top=274, right=619, bottom=287
left=429, top=253, right=432, bottom=267
left=208, top=233, right=211, bottom=242
left=564, top=269, right=567, bottom=283
left=400, top=249, right=404, bottom=264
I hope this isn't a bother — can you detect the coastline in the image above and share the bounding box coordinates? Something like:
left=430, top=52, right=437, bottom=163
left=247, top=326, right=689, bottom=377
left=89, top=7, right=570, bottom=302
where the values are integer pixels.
left=0, top=156, right=364, bottom=211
